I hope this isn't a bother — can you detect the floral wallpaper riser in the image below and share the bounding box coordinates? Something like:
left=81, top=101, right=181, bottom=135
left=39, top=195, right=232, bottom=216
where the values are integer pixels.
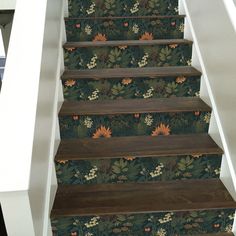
left=52, top=209, right=235, bottom=236
left=64, top=44, right=192, bottom=70
left=62, top=76, right=201, bottom=101
left=59, top=112, right=211, bottom=139
left=68, top=0, right=179, bottom=17
left=56, top=154, right=222, bottom=185
left=66, top=18, right=184, bottom=41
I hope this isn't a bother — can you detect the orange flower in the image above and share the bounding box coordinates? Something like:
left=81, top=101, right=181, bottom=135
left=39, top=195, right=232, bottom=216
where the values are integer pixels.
left=151, top=123, right=170, bottom=136
left=93, top=33, right=107, bottom=42
left=124, top=156, right=136, bottom=161
left=57, top=160, right=68, bottom=164
left=139, top=32, right=153, bottom=40
left=93, top=126, right=112, bottom=138
left=176, top=76, right=186, bottom=84
left=122, top=78, right=132, bottom=85
left=66, top=47, right=76, bottom=52
left=169, top=44, right=178, bottom=49
left=65, top=79, right=76, bottom=87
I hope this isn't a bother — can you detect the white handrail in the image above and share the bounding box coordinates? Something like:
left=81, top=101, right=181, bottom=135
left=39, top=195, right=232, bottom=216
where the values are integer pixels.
left=223, top=0, right=236, bottom=31
left=0, top=0, right=48, bottom=192
left=0, top=0, right=65, bottom=234
left=181, top=0, right=236, bottom=192
left=0, top=0, right=16, bottom=10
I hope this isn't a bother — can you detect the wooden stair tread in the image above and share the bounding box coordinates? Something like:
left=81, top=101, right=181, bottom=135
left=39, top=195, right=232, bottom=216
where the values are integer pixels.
left=55, top=134, right=223, bottom=161
left=51, top=179, right=236, bottom=216
left=61, top=66, right=201, bottom=80
left=65, top=15, right=186, bottom=20
left=59, top=97, right=211, bottom=116
left=64, top=39, right=192, bottom=48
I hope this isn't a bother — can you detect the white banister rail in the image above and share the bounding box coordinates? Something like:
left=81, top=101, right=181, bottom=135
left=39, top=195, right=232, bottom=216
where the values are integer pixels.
left=180, top=0, right=236, bottom=231
left=223, top=0, right=236, bottom=31
left=0, top=0, right=65, bottom=235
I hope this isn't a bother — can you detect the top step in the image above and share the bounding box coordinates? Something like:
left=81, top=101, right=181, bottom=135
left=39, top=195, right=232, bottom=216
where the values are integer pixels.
left=68, top=0, right=179, bottom=17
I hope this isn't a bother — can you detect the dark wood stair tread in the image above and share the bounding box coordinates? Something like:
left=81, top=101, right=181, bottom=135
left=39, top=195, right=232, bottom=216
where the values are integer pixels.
left=59, top=97, right=211, bottom=116
left=65, top=15, right=186, bottom=20
left=64, top=39, right=192, bottom=48
left=61, top=66, right=201, bottom=80
left=51, top=179, right=236, bottom=217
left=55, top=134, right=223, bottom=161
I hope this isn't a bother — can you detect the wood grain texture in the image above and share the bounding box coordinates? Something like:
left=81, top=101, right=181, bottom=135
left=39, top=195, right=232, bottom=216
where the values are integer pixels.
left=65, top=15, right=186, bottom=20
left=55, top=134, right=223, bottom=161
left=51, top=179, right=236, bottom=217
left=61, top=66, right=202, bottom=80
left=59, top=97, right=211, bottom=116
left=64, top=39, right=193, bottom=48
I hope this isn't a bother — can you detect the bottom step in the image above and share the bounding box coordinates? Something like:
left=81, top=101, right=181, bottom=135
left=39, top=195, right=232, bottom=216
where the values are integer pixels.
left=51, top=209, right=235, bottom=236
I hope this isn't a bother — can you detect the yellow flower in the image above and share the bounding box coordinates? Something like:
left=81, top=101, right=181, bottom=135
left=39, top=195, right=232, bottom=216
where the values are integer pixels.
left=92, top=126, right=112, bottom=138
left=151, top=123, right=170, bottom=136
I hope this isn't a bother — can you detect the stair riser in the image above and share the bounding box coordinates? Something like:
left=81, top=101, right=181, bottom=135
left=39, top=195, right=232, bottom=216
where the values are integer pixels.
left=56, top=154, right=221, bottom=185
left=62, top=76, right=200, bottom=101
left=68, top=0, right=179, bottom=17
left=64, top=44, right=192, bottom=70
left=51, top=209, right=235, bottom=236
left=65, top=17, right=184, bottom=41
left=59, top=111, right=211, bottom=139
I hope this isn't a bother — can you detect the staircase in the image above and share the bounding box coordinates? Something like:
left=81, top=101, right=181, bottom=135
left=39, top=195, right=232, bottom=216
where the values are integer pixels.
left=51, top=0, right=236, bottom=235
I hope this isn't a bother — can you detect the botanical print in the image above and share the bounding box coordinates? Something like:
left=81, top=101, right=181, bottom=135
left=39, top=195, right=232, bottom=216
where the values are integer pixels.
left=62, top=76, right=201, bottom=101
left=59, top=112, right=211, bottom=139
left=51, top=209, right=235, bottom=236
left=65, top=17, right=184, bottom=41
left=64, top=44, right=192, bottom=70
left=68, top=0, right=179, bottom=17
left=52, top=0, right=236, bottom=234
left=55, top=154, right=222, bottom=185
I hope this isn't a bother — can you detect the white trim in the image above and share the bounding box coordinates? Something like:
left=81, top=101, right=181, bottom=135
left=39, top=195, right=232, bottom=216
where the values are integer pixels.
left=181, top=0, right=236, bottom=194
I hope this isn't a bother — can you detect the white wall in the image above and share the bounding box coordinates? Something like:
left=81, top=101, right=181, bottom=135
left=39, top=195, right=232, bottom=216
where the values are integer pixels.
left=0, top=0, right=16, bottom=10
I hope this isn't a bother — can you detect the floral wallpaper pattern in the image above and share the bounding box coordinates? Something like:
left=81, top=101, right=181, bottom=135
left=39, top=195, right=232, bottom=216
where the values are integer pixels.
left=52, top=0, right=236, bottom=235
left=56, top=154, right=221, bottom=185
left=62, top=76, right=201, bottom=101
left=59, top=112, right=211, bottom=139
left=64, top=44, right=192, bottom=70
left=68, top=0, right=179, bottom=17
left=51, top=209, right=235, bottom=236
left=65, top=17, right=184, bottom=41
